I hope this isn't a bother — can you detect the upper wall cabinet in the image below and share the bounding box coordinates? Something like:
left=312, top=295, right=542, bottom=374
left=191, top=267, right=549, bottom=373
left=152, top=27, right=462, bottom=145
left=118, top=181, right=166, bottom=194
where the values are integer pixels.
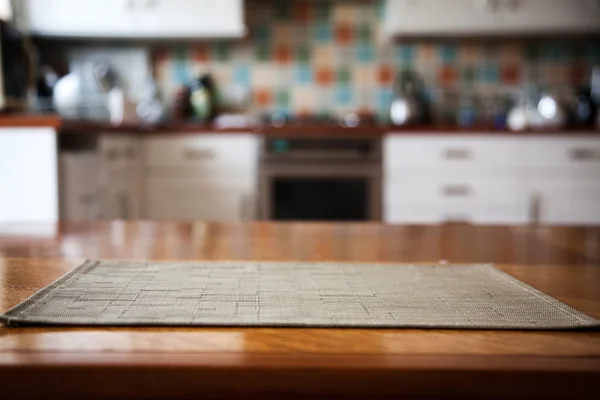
left=20, top=0, right=246, bottom=38
left=383, top=0, right=600, bottom=37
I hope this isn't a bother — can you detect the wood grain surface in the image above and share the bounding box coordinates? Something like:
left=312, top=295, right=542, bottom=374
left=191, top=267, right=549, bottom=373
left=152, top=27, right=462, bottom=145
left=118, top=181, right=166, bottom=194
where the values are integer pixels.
left=1, top=221, right=599, bottom=399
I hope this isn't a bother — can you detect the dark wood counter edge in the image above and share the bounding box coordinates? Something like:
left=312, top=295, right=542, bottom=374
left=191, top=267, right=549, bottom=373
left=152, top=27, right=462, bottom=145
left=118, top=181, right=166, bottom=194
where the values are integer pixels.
left=1, top=353, right=598, bottom=399
left=1, top=114, right=599, bottom=136
left=0, top=114, right=61, bottom=129
left=60, top=122, right=600, bottom=137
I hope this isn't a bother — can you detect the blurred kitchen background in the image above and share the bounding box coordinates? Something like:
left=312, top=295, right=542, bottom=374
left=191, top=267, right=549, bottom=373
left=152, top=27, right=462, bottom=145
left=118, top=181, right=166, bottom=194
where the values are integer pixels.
left=0, top=0, right=599, bottom=227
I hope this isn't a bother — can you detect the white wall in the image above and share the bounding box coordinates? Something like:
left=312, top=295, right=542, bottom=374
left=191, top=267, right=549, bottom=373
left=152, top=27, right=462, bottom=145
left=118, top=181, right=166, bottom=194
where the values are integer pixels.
left=0, top=128, right=58, bottom=222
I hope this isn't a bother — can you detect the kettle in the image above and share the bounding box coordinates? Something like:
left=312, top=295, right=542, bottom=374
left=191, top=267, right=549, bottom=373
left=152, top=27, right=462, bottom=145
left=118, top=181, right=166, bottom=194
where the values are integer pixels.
left=390, top=70, right=427, bottom=125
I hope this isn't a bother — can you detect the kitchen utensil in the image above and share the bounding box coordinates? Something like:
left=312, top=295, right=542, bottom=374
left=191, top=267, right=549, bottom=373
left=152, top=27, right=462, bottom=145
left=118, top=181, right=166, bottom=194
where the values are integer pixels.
left=107, top=87, right=137, bottom=125
left=93, top=61, right=120, bottom=93
left=52, top=73, right=81, bottom=119
left=534, top=91, right=566, bottom=129
left=507, top=105, right=527, bottom=131
left=390, top=70, right=427, bottom=125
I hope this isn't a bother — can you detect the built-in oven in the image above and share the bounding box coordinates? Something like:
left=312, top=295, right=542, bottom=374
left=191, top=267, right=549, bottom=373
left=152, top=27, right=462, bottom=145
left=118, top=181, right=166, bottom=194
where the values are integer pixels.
left=258, top=137, right=382, bottom=221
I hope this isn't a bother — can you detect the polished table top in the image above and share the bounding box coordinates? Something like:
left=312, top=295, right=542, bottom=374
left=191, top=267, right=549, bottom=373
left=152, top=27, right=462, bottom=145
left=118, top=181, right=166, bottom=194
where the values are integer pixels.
left=1, top=221, right=599, bottom=399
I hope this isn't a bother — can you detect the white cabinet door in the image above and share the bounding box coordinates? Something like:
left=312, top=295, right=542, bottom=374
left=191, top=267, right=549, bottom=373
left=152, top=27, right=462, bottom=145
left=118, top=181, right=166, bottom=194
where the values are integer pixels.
left=142, top=134, right=258, bottom=221
left=59, top=152, right=102, bottom=221
left=23, top=0, right=245, bottom=38
left=130, top=0, right=245, bottom=38
left=98, top=134, right=142, bottom=219
left=23, top=0, right=135, bottom=37
left=146, top=177, right=255, bottom=221
left=495, top=0, right=600, bottom=34
left=384, top=0, right=498, bottom=36
left=0, top=128, right=58, bottom=222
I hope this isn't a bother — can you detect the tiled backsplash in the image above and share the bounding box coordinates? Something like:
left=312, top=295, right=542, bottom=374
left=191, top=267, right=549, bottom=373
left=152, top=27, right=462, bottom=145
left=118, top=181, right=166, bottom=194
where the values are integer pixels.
left=154, top=0, right=600, bottom=119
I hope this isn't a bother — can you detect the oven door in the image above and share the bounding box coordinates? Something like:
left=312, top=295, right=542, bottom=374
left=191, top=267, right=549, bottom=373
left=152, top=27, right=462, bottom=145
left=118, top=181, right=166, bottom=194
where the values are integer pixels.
left=259, top=163, right=381, bottom=221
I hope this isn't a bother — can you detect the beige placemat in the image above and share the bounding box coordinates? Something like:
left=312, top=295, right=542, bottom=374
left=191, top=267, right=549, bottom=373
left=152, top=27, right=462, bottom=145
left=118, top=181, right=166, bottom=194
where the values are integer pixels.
left=2, top=260, right=599, bottom=329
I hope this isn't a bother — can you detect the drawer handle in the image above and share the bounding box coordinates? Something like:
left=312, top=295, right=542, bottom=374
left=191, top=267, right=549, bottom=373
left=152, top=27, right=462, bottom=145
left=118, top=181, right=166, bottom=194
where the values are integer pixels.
left=183, top=148, right=215, bottom=160
left=442, top=214, right=470, bottom=222
left=441, top=184, right=471, bottom=197
left=443, top=148, right=472, bottom=160
left=569, top=148, right=600, bottom=161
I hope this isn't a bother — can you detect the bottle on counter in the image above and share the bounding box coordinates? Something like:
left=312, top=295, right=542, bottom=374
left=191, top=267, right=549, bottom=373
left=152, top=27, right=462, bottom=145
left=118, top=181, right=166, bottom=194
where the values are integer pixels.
left=188, top=73, right=218, bottom=121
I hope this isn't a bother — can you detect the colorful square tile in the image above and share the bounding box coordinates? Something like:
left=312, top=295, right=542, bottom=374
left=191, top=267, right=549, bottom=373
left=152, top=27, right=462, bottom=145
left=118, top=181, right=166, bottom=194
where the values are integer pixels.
left=254, top=44, right=271, bottom=62
left=439, top=44, right=457, bottom=63
left=333, top=4, right=358, bottom=22
left=458, top=44, right=480, bottom=64
left=355, top=44, right=374, bottom=63
left=478, top=65, right=499, bottom=83
left=276, top=66, right=293, bottom=86
left=276, top=89, right=290, bottom=107
left=417, top=43, right=436, bottom=64
left=291, top=87, right=317, bottom=111
left=274, top=45, right=293, bottom=64
left=461, top=66, right=476, bottom=84
left=352, top=66, right=375, bottom=87
left=211, top=43, right=230, bottom=62
left=233, top=65, right=251, bottom=86
left=315, top=66, right=335, bottom=86
left=295, top=45, right=311, bottom=64
left=294, top=65, right=313, bottom=84
left=273, top=24, right=296, bottom=43
left=540, top=44, right=569, bottom=62
left=254, top=25, right=271, bottom=42
left=335, top=86, right=353, bottom=106
left=275, top=1, right=292, bottom=20
left=314, top=2, right=331, bottom=21
left=193, top=45, right=209, bottom=63
left=212, top=66, right=233, bottom=85
left=293, top=1, right=312, bottom=22
left=500, top=64, right=521, bottom=85
left=254, top=88, right=273, bottom=107
left=356, top=24, right=372, bottom=43
left=375, top=87, right=394, bottom=111
left=313, top=44, right=336, bottom=65
left=334, top=23, right=354, bottom=45
left=314, top=22, right=333, bottom=42
left=377, top=65, right=393, bottom=85
left=499, top=44, right=524, bottom=62
left=252, top=65, right=278, bottom=87
left=337, top=67, right=351, bottom=84
left=438, top=65, right=458, bottom=87
left=395, top=45, right=415, bottom=65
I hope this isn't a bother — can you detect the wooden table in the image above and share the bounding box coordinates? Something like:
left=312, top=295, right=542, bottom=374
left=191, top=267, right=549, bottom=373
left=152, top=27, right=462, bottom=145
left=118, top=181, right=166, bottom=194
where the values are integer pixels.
left=1, top=221, right=599, bottom=399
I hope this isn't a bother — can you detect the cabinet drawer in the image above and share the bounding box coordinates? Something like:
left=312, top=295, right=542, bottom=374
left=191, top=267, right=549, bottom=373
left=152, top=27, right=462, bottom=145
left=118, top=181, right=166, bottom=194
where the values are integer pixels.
left=142, top=134, right=258, bottom=171
left=518, top=137, right=600, bottom=168
left=525, top=179, right=600, bottom=201
left=385, top=135, right=518, bottom=168
left=385, top=175, right=519, bottom=205
left=539, top=198, right=600, bottom=226
left=384, top=203, right=526, bottom=225
left=145, top=177, right=255, bottom=221
left=99, top=134, right=139, bottom=164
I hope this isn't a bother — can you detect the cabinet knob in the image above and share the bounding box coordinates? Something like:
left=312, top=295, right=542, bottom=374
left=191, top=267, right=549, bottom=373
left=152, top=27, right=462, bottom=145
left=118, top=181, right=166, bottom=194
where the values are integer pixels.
left=441, top=184, right=472, bottom=197
left=442, top=214, right=471, bottom=223
left=183, top=147, right=215, bottom=160
left=443, top=148, right=472, bottom=160
left=569, top=148, right=600, bottom=161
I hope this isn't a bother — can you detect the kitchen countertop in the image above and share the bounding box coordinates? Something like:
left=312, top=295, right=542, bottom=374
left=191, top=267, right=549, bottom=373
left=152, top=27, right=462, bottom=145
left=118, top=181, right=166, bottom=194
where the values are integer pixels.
left=1, top=114, right=599, bottom=136
left=1, top=221, right=599, bottom=399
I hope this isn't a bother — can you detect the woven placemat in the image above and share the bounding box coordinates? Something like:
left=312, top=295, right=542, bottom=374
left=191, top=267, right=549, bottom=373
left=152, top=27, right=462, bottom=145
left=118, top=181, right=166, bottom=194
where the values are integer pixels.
left=2, top=260, right=599, bottom=329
